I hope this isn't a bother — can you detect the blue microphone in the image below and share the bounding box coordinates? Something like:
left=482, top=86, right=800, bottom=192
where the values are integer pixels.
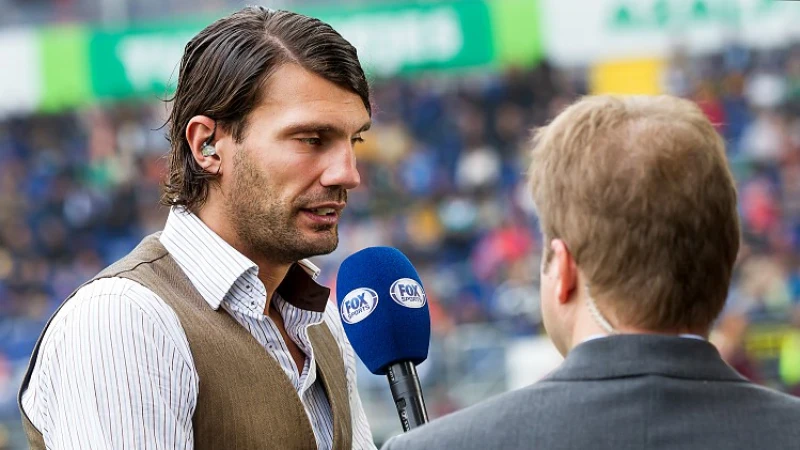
left=336, top=247, right=431, bottom=431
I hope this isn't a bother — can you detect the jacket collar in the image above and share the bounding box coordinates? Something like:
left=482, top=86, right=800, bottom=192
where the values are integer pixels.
left=544, top=334, right=747, bottom=383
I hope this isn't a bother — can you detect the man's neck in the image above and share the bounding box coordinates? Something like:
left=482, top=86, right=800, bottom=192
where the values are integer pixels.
left=256, top=263, right=292, bottom=313
left=196, top=204, right=292, bottom=312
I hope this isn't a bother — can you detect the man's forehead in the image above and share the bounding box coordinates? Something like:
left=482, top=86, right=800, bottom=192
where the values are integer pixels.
left=261, top=64, right=367, bottom=109
left=256, top=65, right=370, bottom=133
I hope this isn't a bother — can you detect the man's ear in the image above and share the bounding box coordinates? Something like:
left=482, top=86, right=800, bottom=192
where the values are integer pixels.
left=186, top=115, right=221, bottom=174
left=550, top=239, right=579, bottom=304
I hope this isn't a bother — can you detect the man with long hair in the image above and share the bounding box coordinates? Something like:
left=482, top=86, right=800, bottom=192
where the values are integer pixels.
left=19, top=7, right=376, bottom=449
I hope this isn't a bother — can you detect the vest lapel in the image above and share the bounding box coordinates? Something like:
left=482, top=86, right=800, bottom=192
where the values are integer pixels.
left=308, top=324, right=353, bottom=450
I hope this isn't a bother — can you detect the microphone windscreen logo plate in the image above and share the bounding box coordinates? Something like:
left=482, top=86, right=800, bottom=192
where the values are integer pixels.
left=390, top=278, right=427, bottom=309
left=340, top=288, right=379, bottom=324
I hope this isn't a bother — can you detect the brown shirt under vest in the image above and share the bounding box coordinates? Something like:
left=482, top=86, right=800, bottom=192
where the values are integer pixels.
left=19, top=234, right=353, bottom=449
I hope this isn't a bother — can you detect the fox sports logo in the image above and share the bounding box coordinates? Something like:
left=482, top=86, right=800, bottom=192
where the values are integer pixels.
left=340, top=288, right=379, bottom=324
left=390, top=278, right=427, bottom=308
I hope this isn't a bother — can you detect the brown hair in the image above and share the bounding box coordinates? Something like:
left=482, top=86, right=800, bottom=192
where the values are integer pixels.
left=528, top=95, right=740, bottom=332
left=162, top=6, right=371, bottom=211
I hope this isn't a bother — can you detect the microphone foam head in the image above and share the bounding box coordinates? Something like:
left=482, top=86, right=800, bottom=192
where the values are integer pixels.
left=336, top=247, right=431, bottom=375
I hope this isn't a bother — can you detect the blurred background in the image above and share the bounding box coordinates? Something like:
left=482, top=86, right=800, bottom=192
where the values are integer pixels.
left=1, top=0, right=800, bottom=447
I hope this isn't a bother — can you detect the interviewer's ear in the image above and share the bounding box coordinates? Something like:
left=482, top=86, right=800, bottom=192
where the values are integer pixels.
left=549, top=239, right=578, bottom=304
left=186, top=116, right=221, bottom=175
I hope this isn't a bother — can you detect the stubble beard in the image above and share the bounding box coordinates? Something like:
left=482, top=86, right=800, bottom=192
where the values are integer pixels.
left=226, top=149, right=342, bottom=265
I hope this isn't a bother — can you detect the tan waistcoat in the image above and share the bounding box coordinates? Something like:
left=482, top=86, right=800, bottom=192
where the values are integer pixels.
left=19, top=233, right=352, bottom=449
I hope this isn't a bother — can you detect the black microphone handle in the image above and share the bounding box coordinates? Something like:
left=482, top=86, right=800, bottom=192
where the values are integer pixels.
left=386, top=361, right=429, bottom=432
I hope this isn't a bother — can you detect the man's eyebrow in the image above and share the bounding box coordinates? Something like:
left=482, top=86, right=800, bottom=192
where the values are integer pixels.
left=281, top=121, right=372, bottom=136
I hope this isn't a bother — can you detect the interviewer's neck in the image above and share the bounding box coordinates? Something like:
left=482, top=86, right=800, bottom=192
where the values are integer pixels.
left=569, top=299, right=708, bottom=352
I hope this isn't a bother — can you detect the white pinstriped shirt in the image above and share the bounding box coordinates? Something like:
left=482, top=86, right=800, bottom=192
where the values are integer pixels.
left=21, top=207, right=376, bottom=449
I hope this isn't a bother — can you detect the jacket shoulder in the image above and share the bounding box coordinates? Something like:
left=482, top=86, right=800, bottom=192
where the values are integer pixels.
left=382, top=382, right=551, bottom=449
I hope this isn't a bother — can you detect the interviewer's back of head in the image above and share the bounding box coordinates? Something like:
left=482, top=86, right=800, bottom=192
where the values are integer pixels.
left=528, top=95, right=739, bottom=352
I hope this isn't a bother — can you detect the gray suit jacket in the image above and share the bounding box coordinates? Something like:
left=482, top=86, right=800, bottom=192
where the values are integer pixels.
left=382, top=334, right=800, bottom=450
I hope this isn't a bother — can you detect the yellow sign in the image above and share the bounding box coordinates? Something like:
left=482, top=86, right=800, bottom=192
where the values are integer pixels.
left=589, top=57, right=664, bottom=95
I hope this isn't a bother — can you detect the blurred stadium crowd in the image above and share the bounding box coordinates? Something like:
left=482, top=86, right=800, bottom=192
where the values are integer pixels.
left=1, top=25, right=800, bottom=448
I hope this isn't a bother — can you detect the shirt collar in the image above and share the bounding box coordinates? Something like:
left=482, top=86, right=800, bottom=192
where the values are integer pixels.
left=160, top=207, right=330, bottom=312
left=276, top=263, right=331, bottom=312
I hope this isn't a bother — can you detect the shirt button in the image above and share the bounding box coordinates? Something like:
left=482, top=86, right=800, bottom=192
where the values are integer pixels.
left=246, top=284, right=252, bottom=291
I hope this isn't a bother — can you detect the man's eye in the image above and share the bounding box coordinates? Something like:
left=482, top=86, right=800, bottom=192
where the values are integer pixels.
left=352, top=136, right=365, bottom=144
left=299, top=137, right=322, bottom=146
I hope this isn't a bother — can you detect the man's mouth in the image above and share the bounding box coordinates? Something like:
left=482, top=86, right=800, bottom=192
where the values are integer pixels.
left=298, top=203, right=345, bottom=224
left=307, top=207, right=337, bottom=217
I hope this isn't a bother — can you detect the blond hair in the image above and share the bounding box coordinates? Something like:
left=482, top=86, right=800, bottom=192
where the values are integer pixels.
left=528, top=95, right=740, bottom=332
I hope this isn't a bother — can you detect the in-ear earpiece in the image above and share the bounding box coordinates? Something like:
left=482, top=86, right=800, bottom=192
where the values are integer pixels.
left=201, top=143, right=216, bottom=157
left=200, top=121, right=217, bottom=157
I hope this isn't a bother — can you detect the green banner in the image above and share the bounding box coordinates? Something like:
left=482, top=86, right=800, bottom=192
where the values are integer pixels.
left=489, top=0, right=544, bottom=67
left=40, top=26, right=91, bottom=112
left=23, top=0, right=543, bottom=113
left=304, top=0, right=496, bottom=76
left=88, top=21, right=205, bottom=100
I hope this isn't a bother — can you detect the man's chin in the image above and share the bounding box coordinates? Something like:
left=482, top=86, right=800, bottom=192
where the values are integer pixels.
left=314, top=237, right=339, bottom=256
left=297, top=230, right=339, bottom=257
